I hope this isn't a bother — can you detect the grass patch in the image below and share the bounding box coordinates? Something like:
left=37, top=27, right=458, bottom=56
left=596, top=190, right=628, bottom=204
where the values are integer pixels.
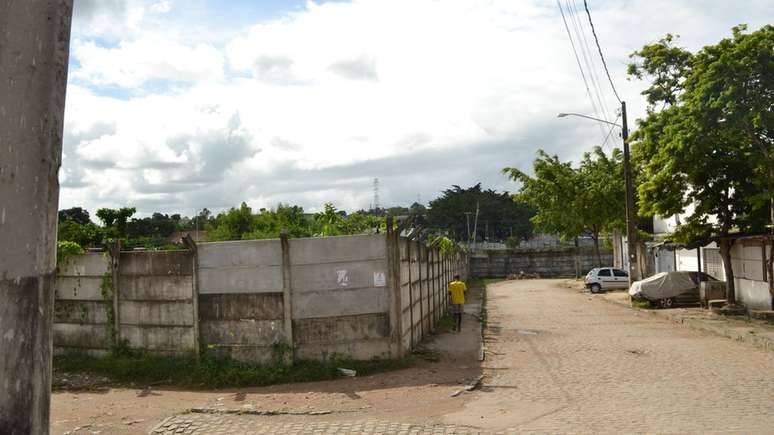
left=54, top=351, right=414, bottom=389
left=631, top=299, right=652, bottom=309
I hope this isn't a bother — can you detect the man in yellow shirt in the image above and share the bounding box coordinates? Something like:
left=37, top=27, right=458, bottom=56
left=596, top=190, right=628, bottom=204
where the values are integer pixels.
left=448, top=274, right=467, bottom=332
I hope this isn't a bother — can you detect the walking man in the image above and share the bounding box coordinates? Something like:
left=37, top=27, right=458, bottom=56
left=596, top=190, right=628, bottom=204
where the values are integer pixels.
left=448, top=274, right=467, bottom=332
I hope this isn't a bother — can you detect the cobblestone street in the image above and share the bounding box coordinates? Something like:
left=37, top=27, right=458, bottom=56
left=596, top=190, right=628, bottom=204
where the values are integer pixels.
left=150, top=279, right=774, bottom=434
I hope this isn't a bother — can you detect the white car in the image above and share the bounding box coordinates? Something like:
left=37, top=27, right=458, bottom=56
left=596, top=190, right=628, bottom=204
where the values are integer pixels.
left=584, top=267, right=629, bottom=293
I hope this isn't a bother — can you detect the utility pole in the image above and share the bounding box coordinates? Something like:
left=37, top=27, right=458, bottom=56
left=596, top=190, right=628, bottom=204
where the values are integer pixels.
left=621, top=101, right=639, bottom=284
left=471, top=202, right=480, bottom=249
left=0, top=1, right=74, bottom=433
left=464, top=212, right=472, bottom=244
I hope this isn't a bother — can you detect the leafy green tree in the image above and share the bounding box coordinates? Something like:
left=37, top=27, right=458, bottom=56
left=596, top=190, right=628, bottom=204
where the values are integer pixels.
left=427, top=184, right=534, bottom=243
left=628, top=25, right=772, bottom=302
left=58, top=207, right=92, bottom=225
left=96, top=207, right=136, bottom=240
left=209, top=202, right=254, bottom=241
left=503, top=147, right=625, bottom=265
left=314, top=203, right=343, bottom=236
left=57, top=219, right=103, bottom=247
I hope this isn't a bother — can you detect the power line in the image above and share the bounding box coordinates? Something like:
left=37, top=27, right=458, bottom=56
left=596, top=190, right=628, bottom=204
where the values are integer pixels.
left=582, top=0, right=622, bottom=103
left=600, top=113, right=621, bottom=149
left=557, top=0, right=607, bottom=139
left=568, top=0, right=612, bottom=122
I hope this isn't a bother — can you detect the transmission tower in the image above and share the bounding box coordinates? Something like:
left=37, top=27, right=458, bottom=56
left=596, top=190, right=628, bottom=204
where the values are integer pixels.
left=373, top=178, right=380, bottom=214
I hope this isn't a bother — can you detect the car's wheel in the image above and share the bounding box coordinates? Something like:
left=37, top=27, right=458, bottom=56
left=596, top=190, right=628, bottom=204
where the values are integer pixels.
left=590, top=283, right=602, bottom=294
left=659, top=297, right=674, bottom=308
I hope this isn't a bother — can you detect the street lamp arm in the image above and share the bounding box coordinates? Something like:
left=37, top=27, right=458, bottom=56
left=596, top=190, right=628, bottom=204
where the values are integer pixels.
left=557, top=112, right=621, bottom=128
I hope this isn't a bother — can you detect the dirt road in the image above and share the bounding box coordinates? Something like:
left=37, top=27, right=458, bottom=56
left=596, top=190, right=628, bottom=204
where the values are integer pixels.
left=53, top=280, right=774, bottom=434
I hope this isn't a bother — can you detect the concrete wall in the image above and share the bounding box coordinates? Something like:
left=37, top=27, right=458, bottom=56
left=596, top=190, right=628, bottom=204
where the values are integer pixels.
left=54, top=233, right=469, bottom=362
left=290, top=235, right=392, bottom=360
left=470, top=247, right=612, bottom=278
left=197, top=239, right=285, bottom=362
left=731, top=241, right=772, bottom=310
left=397, top=238, right=467, bottom=352
left=54, top=253, right=112, bottom=354
left=118, top=251, right=196, bottom=353
left=54, top=250, right=197, bottom=355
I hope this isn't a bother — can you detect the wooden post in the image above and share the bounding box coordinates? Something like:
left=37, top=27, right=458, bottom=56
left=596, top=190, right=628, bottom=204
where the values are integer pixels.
left=0, top=4, right=73, bottom=429
left=280, top=230, right=294, bottom=362
left=182, top=235, right=201, bottom=356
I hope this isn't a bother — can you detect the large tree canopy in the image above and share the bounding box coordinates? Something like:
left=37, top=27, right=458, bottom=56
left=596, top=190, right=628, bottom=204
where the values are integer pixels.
left=503, top=147, right=625, bottom=265
left=426, top=183, right=534, bottom=244
left=628, top=24, right=773, bottom=302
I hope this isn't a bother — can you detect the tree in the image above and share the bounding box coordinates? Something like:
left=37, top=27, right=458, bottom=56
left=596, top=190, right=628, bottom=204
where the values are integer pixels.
left=628, top=25, right=772, bottom=303
left=57, top=219, right=103, bottom=247
left=314, top=203, right=343, bottom=236
left=503, top=147, right=625, bottom=265
left=96, top=207, right=136, bottom=240
left=58, top=206, right=91, bottom=225
left=427, top=184, right=534, bottom=243
left=209, top=202, right=254, bottom=241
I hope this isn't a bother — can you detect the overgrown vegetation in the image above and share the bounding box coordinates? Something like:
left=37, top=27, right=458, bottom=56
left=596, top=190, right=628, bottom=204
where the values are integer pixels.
left=56, top=240, right=84, bottom=266
left=53, top=352, right=415, bottom=389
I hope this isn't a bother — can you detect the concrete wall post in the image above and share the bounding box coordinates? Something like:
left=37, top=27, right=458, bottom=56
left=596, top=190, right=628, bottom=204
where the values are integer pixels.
left=182, top=235, right=201, bottom=356
left=280, top=230, right=294, bottom=362
left=417, top=242, right=424, bottom=339
left=109, top=241, right=122, bottom=346
left=406, top=239, right=414, bottom=350
left=385, top=218, right=404, bottom=357
left=0, top=1, right=73, bottom=432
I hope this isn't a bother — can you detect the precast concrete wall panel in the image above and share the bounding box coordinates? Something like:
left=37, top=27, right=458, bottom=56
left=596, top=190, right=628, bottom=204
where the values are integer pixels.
left=198, top=293, right=284, bottom=320
left=197, top=239, right=282, bottom=294
left=289, top=234, right=385, bottom=264
left=53, top=323, right=110, bottom=350
left=119, top=276, right=193, bottom=301
left=120, top=325, right=196, bottom=352
left=293, top=287, right=389, bottom=319
left=200, top=320, right=285, bottom=346
left=55, top=276, right=104, bottom=300
left=53, top=253, right=112, bottom=352
left=118, top=251, right=196, bottom=353
left=119, top=300, right=194, bottom=326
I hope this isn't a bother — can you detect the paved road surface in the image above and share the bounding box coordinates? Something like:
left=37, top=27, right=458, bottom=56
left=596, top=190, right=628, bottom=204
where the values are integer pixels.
left=154, top=279, right=774, bottom=434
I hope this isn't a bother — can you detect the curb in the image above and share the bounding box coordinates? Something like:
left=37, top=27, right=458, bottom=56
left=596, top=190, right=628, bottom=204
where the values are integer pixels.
left=599, top=294, right=774, bottom=352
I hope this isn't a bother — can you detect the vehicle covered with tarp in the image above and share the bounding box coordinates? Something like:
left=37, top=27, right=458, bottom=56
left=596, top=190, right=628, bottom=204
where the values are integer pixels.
left=629, top=271, right=719, bottom=308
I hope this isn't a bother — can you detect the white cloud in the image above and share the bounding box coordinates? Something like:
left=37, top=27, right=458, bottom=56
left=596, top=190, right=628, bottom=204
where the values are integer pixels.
left=72, top=38, right=224, bottom=87
left=62, top=0, right=774, bottom=215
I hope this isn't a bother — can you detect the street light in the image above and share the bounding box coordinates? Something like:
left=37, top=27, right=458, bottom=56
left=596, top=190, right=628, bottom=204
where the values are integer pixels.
left=557, top=112, right=621, bottom=127
left=558, top=102, right=640, bottom=286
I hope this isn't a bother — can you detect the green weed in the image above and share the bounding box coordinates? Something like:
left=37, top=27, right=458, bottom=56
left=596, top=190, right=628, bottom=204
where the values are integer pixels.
left=53, top=351, right=414, bottom=389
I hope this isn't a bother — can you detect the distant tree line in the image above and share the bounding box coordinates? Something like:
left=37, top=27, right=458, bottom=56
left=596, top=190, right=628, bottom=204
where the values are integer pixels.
left=57, top=184, right=535, bottom=249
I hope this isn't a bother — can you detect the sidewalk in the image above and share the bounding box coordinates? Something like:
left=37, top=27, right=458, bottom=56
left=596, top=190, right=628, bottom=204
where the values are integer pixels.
left=601, top=289, right=774, bottom=352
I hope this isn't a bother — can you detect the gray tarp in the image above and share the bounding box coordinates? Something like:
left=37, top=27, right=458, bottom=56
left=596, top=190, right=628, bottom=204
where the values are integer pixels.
left=629, top=272, right=697, bottom=300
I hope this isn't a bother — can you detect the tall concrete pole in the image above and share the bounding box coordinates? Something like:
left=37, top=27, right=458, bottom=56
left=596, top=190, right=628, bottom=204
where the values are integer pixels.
left=621, top=101, right=640, bottom=285
left=0, top=1, right=73, bottom=433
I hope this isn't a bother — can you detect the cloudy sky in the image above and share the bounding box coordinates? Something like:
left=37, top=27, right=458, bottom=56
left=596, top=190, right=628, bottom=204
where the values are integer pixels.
left=61, top=0, right=772, bottom=217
